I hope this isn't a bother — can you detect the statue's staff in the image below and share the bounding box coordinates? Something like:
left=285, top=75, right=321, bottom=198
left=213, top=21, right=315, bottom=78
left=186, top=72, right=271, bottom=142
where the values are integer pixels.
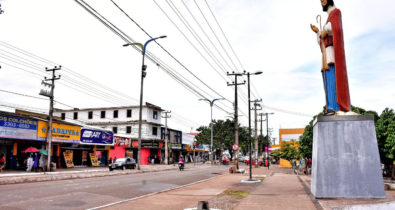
left=311, top=15, right=329, bottom=112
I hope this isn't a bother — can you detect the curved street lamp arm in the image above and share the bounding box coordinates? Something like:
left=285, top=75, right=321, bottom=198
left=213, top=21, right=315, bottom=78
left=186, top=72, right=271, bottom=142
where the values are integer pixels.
left=143, top=35, right=167, bottom=54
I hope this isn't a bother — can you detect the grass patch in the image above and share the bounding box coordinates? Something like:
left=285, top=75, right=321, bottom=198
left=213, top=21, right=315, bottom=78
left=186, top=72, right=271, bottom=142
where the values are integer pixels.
left=223, top=190, right=250, bottom=199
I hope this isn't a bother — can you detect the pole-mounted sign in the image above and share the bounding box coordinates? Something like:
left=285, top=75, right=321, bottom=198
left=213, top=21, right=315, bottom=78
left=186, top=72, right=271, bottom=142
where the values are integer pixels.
left=232, top=144, right=239, bottom=151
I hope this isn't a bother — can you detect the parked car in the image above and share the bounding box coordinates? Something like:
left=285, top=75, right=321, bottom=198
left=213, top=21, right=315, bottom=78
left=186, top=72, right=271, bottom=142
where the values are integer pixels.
left=109, top=158, right=136, bottom=171
left=245, top=159, right=263, bottom=166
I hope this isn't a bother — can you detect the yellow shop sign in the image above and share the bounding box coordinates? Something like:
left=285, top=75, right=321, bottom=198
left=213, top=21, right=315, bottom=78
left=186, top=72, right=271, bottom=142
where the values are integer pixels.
left=37, top=121, right=81, bottom=143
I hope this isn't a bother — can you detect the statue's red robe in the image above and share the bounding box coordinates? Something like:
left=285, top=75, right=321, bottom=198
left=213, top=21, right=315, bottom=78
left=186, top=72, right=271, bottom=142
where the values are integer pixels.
left=324, top=8, right=351, bottom=111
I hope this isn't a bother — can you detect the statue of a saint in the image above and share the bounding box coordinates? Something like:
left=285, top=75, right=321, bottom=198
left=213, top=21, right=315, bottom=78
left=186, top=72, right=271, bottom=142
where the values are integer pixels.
left=311, top=0, right=351, bottom=115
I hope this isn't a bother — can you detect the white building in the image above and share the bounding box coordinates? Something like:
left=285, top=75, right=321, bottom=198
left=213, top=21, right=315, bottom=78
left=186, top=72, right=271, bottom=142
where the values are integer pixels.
left=54, top=102, right=163, bottom=140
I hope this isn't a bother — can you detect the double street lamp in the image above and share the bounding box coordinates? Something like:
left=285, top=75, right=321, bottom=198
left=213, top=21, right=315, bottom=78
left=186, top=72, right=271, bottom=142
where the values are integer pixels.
left=123, top=35, right=166, bottom=170
left=199, top=98, right=224, bottom=163
left=243, top=70, right=263, bottom=180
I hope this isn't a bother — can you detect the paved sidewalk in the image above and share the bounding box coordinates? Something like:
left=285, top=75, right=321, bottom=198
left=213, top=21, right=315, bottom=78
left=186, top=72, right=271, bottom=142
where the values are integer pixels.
left=0, top=163, right=208, bottom=185
left=98, top=165, right=299, bottom=210
left=97, top=165, right=395, bottom=210
left=236, top=171, right=316, bottom=210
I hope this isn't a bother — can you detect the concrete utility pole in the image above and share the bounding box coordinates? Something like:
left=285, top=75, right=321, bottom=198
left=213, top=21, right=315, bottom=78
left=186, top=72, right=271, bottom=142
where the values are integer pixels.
left=258, top=113, right=265, bottom=156
left=40, top=66, right=61, bottom=171
left=251, top=99, right=262, bottom=168
left=262, top=112, right=274, bottom=147
left=226, top=72, right=245, bottom=169
left=162, top=111, right=171, bottom=165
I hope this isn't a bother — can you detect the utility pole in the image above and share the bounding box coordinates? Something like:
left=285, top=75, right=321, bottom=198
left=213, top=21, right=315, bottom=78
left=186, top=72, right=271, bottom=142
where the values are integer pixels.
left=227, top=72, right=245, bottom=169
left=258, top=113, right=265, bottom=156
left=162, top=111, right=171, bottom=165
left=40, top=66, right=61, bottom=171
left=262, top=112, right=274, bottom=154
left=251, top=99, right=262, bottom=168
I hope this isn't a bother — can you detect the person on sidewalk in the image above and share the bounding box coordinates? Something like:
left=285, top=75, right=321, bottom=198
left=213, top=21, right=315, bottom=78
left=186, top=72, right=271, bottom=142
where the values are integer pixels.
left=0, top=153, right=5, bottom=172
left=26, top=154, right=34, bottom=172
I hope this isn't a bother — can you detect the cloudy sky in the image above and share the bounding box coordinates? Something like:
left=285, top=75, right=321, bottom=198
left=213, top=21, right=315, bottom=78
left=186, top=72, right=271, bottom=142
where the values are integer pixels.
left=0, top=0, right=394, bottom=142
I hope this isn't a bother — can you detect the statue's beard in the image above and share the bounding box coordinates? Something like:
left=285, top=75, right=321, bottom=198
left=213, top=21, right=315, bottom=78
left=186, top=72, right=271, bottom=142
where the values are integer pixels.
left=322, top=4, right=329, bottom=12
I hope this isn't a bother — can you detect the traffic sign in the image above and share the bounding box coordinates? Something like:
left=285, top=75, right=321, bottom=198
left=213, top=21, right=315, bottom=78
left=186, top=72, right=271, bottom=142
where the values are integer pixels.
left=232, top=144, right=239, bottom=151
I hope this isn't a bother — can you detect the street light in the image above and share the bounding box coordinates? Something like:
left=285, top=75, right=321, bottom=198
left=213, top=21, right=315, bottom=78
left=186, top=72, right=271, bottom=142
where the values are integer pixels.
left=199, top=98, right=224, bottom=163
left=243, top=70, right=263, bottom=180
left=123, top=35, right=166, bottom=170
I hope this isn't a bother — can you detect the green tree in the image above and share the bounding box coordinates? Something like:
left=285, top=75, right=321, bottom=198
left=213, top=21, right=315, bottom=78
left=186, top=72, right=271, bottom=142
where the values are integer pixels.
left=299, top=116, right=317, bottom=158
left=376, top=108, right=395, bottom=163
left=279, top=141, right=299, bottom=161
left=195, top=119, right=249, bottom=159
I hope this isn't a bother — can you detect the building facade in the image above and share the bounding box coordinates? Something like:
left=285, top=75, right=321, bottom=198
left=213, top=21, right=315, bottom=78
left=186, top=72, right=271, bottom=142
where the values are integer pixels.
left=279, top=128, right=305, bottom=167
left=54, top=103, right=164, bottom=165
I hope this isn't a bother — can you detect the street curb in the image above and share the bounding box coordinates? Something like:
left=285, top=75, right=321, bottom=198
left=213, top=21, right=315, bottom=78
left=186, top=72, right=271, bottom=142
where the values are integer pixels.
left=87, top=172, right=227, bottom=210
left=0, top=166, right=210, bottom=185
left=297, top=175, right=324, bottom=210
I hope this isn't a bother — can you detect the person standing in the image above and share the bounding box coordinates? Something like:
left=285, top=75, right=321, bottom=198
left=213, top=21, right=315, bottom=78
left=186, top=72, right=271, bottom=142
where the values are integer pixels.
left=26, top=155, right=34, bottom=172
left=311, top=0, right=351, bottom=115
left=0, top=153, right=5, bottom=172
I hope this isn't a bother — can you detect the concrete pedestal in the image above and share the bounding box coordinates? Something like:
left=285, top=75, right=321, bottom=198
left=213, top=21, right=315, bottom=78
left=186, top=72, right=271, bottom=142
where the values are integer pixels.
left=311, top=115, right=385, bottom=198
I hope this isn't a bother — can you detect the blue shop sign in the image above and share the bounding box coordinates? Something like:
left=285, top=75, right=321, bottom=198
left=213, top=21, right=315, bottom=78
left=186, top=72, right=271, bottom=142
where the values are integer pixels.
left=0, top=114, right=40, bottom=141
left=80, top=128, right=114, bottom=145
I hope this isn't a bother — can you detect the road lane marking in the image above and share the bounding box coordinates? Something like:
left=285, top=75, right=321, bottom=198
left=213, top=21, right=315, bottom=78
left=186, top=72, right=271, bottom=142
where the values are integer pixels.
left=87, top=172, right=226, bottom=210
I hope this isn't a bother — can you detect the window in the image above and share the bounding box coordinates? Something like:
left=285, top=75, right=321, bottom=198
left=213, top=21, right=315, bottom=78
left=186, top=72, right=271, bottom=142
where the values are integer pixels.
left=127, top=109, right=132, bottom=118
left=153, top=111, right=158, bottom=119
left=126, top=126, right=131, bottom=134
left=88, top=111, right=93, bottom=119
left=113, top=110, right=118, bottom=118
left=101, top=111, right=106, bottom=119
left=152, top=127, right=158, bottom=136
left=61, top=113, right=65, bottom=120
left=112, top=127, right=118, bottom=134
left=73, top=112, right=78, bottom=120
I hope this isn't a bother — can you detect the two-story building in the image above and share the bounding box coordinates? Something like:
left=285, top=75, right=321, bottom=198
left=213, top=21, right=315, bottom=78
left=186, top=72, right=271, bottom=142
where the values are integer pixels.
left=161, top=127, right=182, bottom=163
left=54, top=102, right=164, bottom=165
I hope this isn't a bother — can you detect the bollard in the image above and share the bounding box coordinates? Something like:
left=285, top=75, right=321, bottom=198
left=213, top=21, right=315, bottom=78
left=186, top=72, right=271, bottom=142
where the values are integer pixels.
left=197, top=201, right=209, bottom=210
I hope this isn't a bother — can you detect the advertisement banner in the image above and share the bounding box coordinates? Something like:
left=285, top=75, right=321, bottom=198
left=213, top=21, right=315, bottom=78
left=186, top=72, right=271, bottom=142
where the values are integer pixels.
left=63, top=150, right=74, bottom=168
left=80, top=128, right=113, bottom=145
left=37, top=121, right=81, bottom=143
left=0, top=114, right=39, bottom=141
left=114, top=136, right=131, bottom=147
left=89, top=153, right=100, bottom=166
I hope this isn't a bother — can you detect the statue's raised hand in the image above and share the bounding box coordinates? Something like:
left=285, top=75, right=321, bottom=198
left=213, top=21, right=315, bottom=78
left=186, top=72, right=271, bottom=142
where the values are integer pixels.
left=310, top=24, right=319, bottom=33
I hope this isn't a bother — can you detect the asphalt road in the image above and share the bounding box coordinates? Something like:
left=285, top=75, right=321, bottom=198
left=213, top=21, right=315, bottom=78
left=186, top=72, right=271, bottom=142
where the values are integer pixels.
left=0, top=166, right=227, bottom=210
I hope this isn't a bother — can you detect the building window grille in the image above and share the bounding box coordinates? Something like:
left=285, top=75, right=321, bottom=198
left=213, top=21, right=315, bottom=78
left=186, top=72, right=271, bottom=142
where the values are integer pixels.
left=113, top=110, right=118, bottom=118
left=127, top=109, right=132, bottom=118
left=126, top=126, right=131, bottom=134
left=152, top=127, right=158, bottom=135
left=73, top=112, right=78, bottom=120
left=112, top=127, right=118, bottom=134
left=61, top=113, right=65, bottom=120
left=88, top=111, right=93, bottom=119
left=101, top=111, right=106, bottom=119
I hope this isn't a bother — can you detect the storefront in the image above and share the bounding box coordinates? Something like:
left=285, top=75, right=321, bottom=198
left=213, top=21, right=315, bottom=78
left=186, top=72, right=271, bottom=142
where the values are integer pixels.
left=80, top=128, right=114, bottom=166
left=111, top=136, right=132, bottom=161
left=170, top=143, right=183, bottom=163
left=135, top=140, right=163, bottom=165
left=0, top=112, right=45, bottom=170
left=37, top=120, right=82, bottom=168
